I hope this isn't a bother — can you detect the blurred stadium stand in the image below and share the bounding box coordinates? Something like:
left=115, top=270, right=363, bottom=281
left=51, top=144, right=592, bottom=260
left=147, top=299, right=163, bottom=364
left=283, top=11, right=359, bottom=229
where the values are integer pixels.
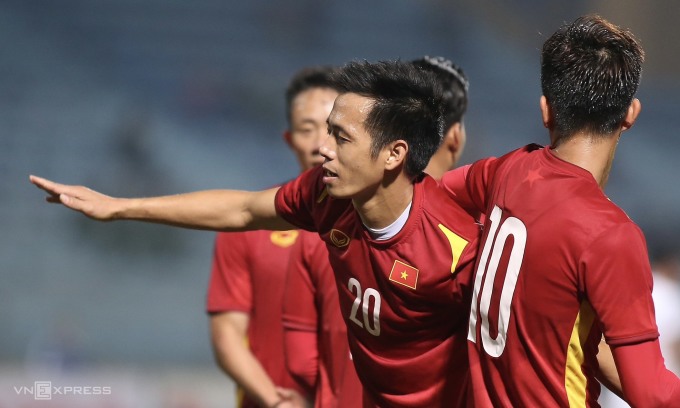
left=1, top=1, right=678, bottom=406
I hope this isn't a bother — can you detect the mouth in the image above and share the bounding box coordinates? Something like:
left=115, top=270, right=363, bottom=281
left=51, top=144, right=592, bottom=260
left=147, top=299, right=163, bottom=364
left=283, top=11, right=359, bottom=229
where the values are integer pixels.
left=322, top=166, right=338, bottom=184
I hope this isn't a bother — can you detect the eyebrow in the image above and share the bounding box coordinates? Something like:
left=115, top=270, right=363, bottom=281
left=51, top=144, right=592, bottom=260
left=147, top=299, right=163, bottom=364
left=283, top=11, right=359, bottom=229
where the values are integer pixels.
left=296, top=118, right=319, bottom=126
left=326, top=118, right=343, bottom=135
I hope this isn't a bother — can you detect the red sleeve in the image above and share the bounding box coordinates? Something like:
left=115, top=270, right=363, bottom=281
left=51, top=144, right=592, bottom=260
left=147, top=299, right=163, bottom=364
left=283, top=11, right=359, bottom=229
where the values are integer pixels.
left=275, top=166, right=325, bottom=232
left=282, top=232, right=319, bottom=331
left=582, top=223, right=659, bottom=345
left=284, top=330, right=318, bottom=397
left=282, top=232, right=320, bottom=394
left=205, top=232, right=252, bottom=313
left=612, top=338, right=680, bottom=406
left=440, top=158, right=496, bottom=217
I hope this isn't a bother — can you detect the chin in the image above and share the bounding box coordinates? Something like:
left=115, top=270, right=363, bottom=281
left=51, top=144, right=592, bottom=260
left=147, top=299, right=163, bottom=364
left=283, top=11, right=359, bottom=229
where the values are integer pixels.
left=325, top=185, right=350, bottom=200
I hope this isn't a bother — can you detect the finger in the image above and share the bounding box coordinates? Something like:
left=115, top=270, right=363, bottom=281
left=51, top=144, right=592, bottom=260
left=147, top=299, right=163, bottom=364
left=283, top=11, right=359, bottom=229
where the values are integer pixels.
left=30, top=175, right=64, bottom=195
left=30, top=175, right=83, bottom=202
left=276, top=387, right=293, bottom=399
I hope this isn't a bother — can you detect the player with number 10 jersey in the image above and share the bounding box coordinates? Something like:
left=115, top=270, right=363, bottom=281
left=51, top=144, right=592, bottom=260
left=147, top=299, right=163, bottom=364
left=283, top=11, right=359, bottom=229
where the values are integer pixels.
left=276, top=165, right=480, bottom=407
left=441, top=144, right=659, bottom=406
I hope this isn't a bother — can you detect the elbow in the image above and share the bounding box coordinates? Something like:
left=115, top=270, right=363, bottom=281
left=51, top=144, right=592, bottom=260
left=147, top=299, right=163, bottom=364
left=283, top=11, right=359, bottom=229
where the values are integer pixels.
left=626, top=395, right=680, bottom=408
left=624, top=375, right=680, bottom=408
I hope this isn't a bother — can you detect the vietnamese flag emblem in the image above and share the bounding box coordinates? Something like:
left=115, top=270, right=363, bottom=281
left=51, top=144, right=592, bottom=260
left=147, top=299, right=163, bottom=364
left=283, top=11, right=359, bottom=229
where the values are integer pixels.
left=388, top=260, right=419, bottom=290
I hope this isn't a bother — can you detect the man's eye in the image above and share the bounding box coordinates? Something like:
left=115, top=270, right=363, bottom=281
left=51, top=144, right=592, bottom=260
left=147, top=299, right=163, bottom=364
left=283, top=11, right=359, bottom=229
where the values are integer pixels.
left=334, top=134, right=348, bottom=144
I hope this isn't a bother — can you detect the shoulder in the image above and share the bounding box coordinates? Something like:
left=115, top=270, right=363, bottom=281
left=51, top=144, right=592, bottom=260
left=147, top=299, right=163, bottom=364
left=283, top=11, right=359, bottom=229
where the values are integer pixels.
left=417, top=175, right=480, bottom=240
left=591, top=216, right=645, bottom=249
left=494, top=143, right=545, bottom=165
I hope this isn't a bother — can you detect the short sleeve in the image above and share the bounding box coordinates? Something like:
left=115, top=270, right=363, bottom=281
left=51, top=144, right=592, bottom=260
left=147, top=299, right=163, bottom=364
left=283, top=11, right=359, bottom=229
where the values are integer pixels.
left=582, top=223, right=659, bottom=345
left=282, top=232, right=319, bottom=332
left=205, top=232, right=253, bottom=313
left=440, top=157, right=496, bottom=216
left=275, top=166, right=325, bottom=232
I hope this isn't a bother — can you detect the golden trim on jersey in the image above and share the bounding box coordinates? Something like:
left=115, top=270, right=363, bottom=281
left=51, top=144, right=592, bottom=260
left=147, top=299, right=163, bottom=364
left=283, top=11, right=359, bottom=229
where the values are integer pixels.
left=316, top=188, right=329, bottom=203
left=388, top=260, right=419, bottom=290
left=564, top=300, right=595, bottom=407
left=329, top=228, right=350, bottom=248
left=437, top=224, right=469, bottom=274
left=270, top=230, right=300, bottom=248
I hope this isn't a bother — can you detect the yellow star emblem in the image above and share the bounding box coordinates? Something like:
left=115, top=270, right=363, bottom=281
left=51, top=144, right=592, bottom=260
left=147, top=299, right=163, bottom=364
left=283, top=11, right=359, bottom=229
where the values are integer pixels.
left=401, top=271, right=408, bottom=280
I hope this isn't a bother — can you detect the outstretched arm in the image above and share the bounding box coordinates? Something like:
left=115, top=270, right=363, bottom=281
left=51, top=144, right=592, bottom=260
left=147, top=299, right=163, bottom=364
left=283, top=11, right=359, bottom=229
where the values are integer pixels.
left=29, top=175, right=293, bottom=231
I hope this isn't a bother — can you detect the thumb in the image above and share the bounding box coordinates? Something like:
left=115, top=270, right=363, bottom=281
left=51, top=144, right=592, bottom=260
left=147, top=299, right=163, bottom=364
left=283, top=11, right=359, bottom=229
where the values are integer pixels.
left=276, top=387, right=293, bottom=399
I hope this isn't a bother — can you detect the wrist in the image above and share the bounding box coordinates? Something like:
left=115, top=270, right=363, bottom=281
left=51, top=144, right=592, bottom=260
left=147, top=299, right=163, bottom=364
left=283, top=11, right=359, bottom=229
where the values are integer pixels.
left=121, top=197, right=148, bottom=221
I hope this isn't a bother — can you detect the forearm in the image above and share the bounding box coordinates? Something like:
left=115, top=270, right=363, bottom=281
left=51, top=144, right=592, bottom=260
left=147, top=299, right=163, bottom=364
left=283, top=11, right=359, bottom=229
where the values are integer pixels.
left=613, top=339, right=680, bottom=407
left=214, top=343, right=282, bottom=407
left=119, top=189, right=286, bottom=231
left=211, top=314, right=282, bottom=407
left=596, top=338, right=623, bottom=399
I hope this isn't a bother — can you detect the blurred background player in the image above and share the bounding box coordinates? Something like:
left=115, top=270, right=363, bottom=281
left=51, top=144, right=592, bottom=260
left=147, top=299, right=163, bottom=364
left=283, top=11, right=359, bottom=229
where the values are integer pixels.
left=281, top=55, right=469, bottom=407
left=205, top=66, right=339, bottom=408
left=441, top=14, right=680, bottom=406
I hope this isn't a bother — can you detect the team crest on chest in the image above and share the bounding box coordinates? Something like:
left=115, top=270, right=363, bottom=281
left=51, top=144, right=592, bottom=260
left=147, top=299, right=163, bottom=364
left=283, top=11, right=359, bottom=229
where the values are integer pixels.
left=388, top=260, right=419, bottom=290
left=329, top=228, right=350, bottom=248
left=270, top=230, right=299, bottom=248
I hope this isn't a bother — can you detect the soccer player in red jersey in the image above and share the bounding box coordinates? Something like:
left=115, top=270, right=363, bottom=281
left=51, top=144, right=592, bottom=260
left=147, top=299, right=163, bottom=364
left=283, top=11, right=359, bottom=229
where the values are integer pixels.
left=206, top=66, right=339, bottom=408
left=281, top=55, right=470, bottom=408
left=440, top=15, right=680, bottom=407
left=30, top=60, right=481, bottom=407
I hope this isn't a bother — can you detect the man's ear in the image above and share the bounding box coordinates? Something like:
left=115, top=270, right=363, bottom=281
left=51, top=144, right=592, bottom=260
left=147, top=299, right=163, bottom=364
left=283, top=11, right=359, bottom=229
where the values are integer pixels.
left=283, top=130, right=293, bottom=147
left=540, top=95, right=552, bottom=129
left=622, top=98, right=642, bottom=131
left=445, top=123, right=462, bottom=152
left=385, top=140, right=408, bottom=171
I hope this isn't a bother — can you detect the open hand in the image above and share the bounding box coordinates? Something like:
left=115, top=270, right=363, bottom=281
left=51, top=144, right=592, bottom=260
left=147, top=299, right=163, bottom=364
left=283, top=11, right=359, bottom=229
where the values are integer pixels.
left=29, top=175, right=121, bottom=221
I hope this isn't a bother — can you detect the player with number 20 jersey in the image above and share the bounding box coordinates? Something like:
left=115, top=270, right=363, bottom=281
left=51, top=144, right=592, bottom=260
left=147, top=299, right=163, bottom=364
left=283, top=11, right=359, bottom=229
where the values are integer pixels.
left=276, top=165, right=480, bottom=407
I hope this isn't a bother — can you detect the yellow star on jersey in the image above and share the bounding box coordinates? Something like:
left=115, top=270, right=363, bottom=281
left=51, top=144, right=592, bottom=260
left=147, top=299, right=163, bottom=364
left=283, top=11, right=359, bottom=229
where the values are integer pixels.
left=389, top=260, right=419, bottom=290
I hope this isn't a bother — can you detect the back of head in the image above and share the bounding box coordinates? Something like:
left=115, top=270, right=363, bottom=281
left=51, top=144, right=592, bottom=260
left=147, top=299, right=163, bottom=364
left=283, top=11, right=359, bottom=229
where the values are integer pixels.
left=411, top=56, right=469, bottom=131
left=329, top=60, right=445, bottom=178
left=541, top=14, right=644, bottom=141
left=285, top=66, right=339, bottom=126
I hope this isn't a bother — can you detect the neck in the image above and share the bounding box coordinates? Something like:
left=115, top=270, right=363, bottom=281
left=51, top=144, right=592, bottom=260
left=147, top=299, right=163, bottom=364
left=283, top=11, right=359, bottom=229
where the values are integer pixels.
left=550, top=131, right=621, bottom=189
left=353, top=174, right=414, bottom=229
left=424, top=150, right=453, bottom=181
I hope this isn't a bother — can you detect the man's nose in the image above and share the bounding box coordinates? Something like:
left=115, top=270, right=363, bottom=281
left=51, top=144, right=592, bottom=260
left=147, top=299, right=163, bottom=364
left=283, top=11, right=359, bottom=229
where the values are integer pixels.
left=319, top=134, right=334, bottom=159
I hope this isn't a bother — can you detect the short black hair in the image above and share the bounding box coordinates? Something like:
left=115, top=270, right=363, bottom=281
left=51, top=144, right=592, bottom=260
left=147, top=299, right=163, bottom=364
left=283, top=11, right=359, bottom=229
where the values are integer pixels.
left=329, top=60, right=445, bottom=178
left=541, top=15, right=644, bottom=141
left=285, top=66, right=339, bottom=126
left=411, top=56, right=469, bottom=131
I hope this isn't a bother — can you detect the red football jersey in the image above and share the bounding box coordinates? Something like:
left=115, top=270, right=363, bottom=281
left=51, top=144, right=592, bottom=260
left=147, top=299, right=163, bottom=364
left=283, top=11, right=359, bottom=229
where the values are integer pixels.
left=275, top=166, right=481, bottom=407
left=441, top=144, right=659, bottom=407
left=206, top=229, right=304, bottom=408
left=282, top=230, right=363, bottom=407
